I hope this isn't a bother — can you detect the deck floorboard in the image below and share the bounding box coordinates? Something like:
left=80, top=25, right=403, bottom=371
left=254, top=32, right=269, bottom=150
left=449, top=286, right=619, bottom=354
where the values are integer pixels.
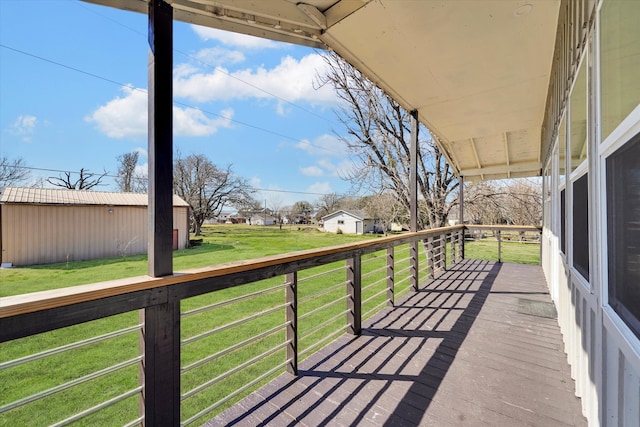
left=206, top=259, right=586, bottom=426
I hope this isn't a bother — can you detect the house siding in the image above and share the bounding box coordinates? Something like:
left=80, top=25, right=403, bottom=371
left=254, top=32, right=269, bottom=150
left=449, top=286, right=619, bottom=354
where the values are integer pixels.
left=322, top=211, right=378, bottom=234
left=541, top=1, right=640, bottom=425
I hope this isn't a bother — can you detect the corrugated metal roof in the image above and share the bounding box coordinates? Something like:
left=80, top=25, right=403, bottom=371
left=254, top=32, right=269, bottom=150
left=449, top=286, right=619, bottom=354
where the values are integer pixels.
left=0, top=187, right=189, bottom=207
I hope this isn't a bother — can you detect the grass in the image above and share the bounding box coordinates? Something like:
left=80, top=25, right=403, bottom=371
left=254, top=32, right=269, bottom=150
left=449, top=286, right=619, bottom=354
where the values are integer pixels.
left=0, top=225, right=373, bottom=297
left=465, top=238, right=540, bottom=265
left=0, top=225, right=539, bottom=426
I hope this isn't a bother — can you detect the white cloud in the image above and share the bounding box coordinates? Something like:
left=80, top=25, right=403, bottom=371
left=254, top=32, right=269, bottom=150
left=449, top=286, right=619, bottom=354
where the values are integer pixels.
left=295, top=134, right=347, bottom=157
left=174, top=53, right=337, bottom=106
left=86, top=86, right=147, bottom=139
left=192, top=26, right=281, bottom=49
left=86, top=87, right=234, bottom=139
left=299, top=165, right=324, bottom=177
left=173, top=107, right=234, bottom=137
left=134, top=163, right=148, bottom=178
left=134, top=147, right=148, bottom=158
left=11, top=115, right=37, bottom=142
left=306, top=182, right=333, bottom=195
left=195, top=47, right=246, bottom=66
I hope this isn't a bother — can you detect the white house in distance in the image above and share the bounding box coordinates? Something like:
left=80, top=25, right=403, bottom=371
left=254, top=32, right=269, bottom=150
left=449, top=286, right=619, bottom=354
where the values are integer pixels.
left=249, top=214, right=277, bottom=226
left=322, top=210, right=381, bottom=234
left=0, top=187, right=189, bottom=266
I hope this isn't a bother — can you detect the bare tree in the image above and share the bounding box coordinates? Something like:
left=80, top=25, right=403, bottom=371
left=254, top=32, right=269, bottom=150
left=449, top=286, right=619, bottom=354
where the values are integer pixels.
left=47, top=168, right=108, bottom=190
left=115, top=151, right=146, bottom=193
left=173, top=153, right=254, bottom=235
left=291, top=200, right=313, bottom=224
left=0, top=155, right=31, bottom=189
left=363, top=192, right=406, bottom=235
left=235, top=197, right=262, bottom=219
left=316, top=52, right=458, bottom=228
left=464, top=179, right=542, bottom=226
left=315, top=192, right=344, bottom=219
left=268, top=196, right=285, bottom=228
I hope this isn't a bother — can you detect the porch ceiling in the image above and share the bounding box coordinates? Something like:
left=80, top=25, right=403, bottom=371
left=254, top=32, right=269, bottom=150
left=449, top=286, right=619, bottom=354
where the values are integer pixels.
left=85, top=0, right=560, bottom=182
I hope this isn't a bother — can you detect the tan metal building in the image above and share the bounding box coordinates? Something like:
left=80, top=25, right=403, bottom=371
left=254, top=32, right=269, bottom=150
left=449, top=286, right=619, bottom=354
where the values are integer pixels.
left=0, top=187, right=189, bottom=266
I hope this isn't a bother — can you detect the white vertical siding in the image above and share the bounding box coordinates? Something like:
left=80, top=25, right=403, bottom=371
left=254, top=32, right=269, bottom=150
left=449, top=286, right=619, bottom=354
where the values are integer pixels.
left=541, top=1, right=640, bottom=425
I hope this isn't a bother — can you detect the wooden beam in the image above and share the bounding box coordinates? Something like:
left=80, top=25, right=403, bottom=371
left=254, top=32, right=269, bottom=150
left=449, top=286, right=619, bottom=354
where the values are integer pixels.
left=469, top=138, right=484, bottom=181
left=1, top=226, right=466, bottom=321
left=503, top=132, right=511, bottom=178
left=148, top=0, right=174, bottom=278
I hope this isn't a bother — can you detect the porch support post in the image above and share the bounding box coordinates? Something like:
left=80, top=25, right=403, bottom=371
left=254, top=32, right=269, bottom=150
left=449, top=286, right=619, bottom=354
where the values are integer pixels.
left=459, top=175, right=464, bottom=260
left=409, top=110, right=418, bottom=232
left=409, top=110, right=419, bottom=291
left=142, top=2, right=178, bottom=425
left=141, top=295, right=181, bottom=426
left=148, top=0, right=173, bottom=278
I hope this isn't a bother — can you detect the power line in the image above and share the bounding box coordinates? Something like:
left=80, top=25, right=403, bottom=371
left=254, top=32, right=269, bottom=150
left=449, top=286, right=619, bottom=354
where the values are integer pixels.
left=0, top=43, right=343, bottom=156
left=76, top=1, right=337, bottom=125
left=0, top=164, right=340, bottom=197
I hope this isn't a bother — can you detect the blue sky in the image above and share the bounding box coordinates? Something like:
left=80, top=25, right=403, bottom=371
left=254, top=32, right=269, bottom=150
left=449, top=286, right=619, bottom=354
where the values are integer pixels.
left=0, top=0, right=355, bottom=207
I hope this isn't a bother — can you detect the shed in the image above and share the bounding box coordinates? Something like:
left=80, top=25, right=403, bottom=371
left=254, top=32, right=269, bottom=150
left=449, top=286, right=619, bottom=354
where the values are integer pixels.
left=322, top=210, right=380, bottom=235
left=0, top=187, right=189, bottom=266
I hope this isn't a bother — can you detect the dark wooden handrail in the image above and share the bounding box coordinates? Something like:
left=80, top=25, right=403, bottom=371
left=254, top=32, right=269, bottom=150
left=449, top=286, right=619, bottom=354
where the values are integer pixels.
left=0, top=225, right=464, bottom=320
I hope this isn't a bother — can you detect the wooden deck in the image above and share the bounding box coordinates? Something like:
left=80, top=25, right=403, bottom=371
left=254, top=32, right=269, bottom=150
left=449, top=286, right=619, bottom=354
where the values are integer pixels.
left=206, top=259, right=586, bottom=426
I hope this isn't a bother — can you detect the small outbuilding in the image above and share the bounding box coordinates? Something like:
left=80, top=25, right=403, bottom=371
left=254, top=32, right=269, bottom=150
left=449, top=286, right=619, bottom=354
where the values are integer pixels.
left=0, top=187, right=189, bottom=266
left=322, top=210, right=381, bottom=235
left=249, top=215, right=277, bottom=226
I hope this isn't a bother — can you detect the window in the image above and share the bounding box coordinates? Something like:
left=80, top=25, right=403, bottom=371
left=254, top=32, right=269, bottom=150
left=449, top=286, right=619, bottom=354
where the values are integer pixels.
left=572, top=174, right=589, bottom=280
left=570, top=59, right=588, bottom=172
left=607, top=132, right=640, bottom=337
left=600, top=0, right=640, bottom=140
left=337, top=220, right=344, bottom=225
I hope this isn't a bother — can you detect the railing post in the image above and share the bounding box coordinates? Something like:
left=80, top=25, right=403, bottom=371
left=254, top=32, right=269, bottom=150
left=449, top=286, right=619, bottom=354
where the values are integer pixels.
left=459, top=229, right=465, bottom=261
left=450, top=233, right=455, bottom=266
left=410, top=241, right=419, bottom=291
left=140, top=297, right=181, bottom=426
left=497, top=229, right=502, bottom=263
left=427, top=236, right=435, bottom=280
left=285, top=272, right=298, bottom=375
left=539, top=230, right=543, bottom=266
left=438, top=234, right=445, bottom=272
left=386, top=247, right=394, bottom=306
left=347, top=255, right=362, bottom=335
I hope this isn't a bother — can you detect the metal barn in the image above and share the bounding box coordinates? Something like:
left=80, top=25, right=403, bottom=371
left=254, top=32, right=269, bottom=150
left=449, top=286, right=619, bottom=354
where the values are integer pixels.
left=0, top=187, right=189, bottom=266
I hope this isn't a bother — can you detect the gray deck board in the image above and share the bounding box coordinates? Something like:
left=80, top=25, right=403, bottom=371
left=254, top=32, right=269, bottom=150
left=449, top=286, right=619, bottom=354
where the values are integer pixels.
left=206, top=259, right=586, bottom=426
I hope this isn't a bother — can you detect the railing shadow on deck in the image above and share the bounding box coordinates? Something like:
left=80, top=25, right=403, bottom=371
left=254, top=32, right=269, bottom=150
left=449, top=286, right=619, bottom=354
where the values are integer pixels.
left=209, top=259, right=502, bottom=426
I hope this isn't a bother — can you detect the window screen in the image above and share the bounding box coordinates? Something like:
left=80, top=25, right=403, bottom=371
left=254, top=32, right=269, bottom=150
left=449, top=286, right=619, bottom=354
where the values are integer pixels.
left=572, top=174, right=589, bottom=280
left=607, top=132, right=640, bottom=336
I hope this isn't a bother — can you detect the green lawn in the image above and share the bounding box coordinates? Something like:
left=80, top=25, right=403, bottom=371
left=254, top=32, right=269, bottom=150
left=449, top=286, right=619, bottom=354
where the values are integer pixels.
left=0, top=225, right=539, bottom=426
left=0, top=225, right=375, bottom=297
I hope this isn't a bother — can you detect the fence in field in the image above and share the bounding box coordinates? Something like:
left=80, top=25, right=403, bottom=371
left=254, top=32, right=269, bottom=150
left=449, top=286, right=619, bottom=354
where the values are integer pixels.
left=0, top=224, right=540, bottom=426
